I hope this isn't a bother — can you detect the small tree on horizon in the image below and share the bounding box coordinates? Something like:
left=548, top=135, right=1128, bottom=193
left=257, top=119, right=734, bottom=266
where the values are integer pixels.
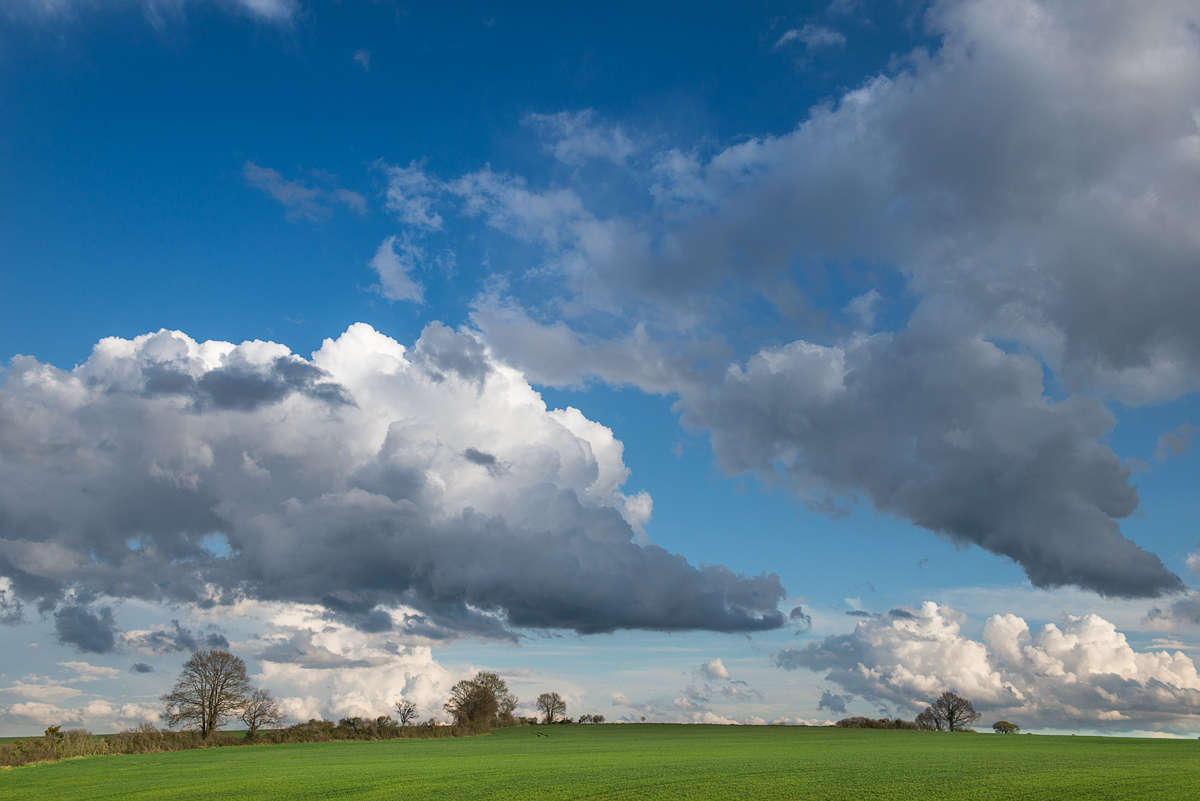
left=992, top=720, right=1020, bottom=734
left=239, top=687, right=285, bottom=739
left=395, top=699, right=419, bottom=726
left=536, top=692, right=566, bottom=724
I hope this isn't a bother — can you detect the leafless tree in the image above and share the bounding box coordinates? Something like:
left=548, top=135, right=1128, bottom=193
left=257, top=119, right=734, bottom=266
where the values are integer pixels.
left=240, top=687, right=286, bottom=739
left=536, top=692, right=566, bottom=724
left=395, top=699, right=419, bottom=726
left=161, top=649, right=253, bottom=739
left=922, top=691, right=982, bottom=732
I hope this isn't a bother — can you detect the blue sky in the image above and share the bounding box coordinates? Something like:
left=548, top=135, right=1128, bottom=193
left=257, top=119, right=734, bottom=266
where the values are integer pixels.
left=3, top=0, right=1200, bottom=737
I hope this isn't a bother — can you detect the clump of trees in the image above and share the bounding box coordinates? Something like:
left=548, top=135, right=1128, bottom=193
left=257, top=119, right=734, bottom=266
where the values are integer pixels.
left=836, top=717, right=921, bottom=730
left=578, top=714, right=606, bottom=724
left=161, top=650, right=283, bottom=740
left=443, top=671, right=519, bottom=734
left=916, top=691, right=983, bottom=732
left=830, top=692, right=986, bottom=734
left=992, top=720, right=1020, bottom=734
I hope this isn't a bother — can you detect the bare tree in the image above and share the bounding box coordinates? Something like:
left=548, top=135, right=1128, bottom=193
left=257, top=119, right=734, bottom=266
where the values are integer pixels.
left=395, top=699, right=419, bottom=726
left=240, top=687, right=285, bottom=739
left=536, top=692, right=566, bottom=724
left=922, top=691, right=982, bottom=732
left=161, top=650, right=253, bottom=739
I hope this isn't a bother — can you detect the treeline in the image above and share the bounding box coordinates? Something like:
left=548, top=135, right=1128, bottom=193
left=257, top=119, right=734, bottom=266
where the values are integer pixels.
left=0, top=716, right=471, bottom=768
left=835, top=717, right=922, bottom=730
left=836, top=691, right=1011, bottom=734
left=2, top=724, right=208, bottom=768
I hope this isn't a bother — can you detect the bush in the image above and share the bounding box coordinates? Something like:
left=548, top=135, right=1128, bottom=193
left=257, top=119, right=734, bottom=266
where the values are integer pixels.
left=835, top=717, right=920, bottom=730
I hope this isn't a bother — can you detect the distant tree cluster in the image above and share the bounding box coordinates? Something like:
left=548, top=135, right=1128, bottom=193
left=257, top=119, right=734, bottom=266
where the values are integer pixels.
left=578, top=714, right=606, bottom=724
left=832, top=692, right=1002, bottom=735
left=443, top=672, right=519, bottom=733
left=835, top=717, right=921, bottom=730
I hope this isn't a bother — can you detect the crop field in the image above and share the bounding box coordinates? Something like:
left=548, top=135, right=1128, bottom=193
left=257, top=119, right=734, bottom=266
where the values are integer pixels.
left=2, top=724, right=1196, bottom=800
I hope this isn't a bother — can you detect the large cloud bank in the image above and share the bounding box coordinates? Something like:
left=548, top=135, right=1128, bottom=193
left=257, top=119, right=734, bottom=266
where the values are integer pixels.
left=383, top=0, right=1200, bottom=598
left=775, top=602, right=1200, bottom=731
left=0, top=323, right=785, bottom=648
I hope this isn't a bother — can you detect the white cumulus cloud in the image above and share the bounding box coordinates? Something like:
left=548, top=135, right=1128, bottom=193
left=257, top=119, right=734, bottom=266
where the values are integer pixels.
left=776, top=602, right=1200, bottom=731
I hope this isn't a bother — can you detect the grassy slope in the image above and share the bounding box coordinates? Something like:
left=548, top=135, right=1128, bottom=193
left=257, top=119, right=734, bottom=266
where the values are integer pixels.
left=2, top=724, right=1196, bottom=800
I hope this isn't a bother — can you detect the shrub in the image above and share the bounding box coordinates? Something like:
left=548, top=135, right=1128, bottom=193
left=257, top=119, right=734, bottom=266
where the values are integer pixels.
left=835, top=717, right=920, bottom=730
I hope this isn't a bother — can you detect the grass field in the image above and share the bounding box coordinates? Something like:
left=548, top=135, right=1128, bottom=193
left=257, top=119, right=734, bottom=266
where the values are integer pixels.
left=2, top=724, right=1197, bottom=800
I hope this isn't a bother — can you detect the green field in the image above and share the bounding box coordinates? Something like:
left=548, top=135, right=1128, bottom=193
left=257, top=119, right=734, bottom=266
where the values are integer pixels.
left=2, top=724, right=1196, bottom=800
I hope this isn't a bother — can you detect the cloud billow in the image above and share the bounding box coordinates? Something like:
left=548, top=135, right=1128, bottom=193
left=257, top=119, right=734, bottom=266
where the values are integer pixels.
left=454, top=0, right=1200, bottom=598
left=774, top=602, right=1200, bottom=732
left=0, top=323, right=785, bottom=645
left=680, top=326, right=1180, bottom=597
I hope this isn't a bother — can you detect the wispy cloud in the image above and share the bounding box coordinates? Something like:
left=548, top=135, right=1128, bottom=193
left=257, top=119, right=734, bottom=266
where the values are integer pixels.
left=243, top=162, right=367, bottom=223
left=775, top=24, right=846, bottom=50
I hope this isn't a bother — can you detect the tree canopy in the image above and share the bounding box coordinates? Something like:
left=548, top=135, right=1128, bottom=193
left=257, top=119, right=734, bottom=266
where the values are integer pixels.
left=443, top=671, right=517, bottom=733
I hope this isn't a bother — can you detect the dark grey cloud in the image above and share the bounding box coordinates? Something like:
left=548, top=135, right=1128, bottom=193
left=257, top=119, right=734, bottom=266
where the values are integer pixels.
left=122, top=620, right=228, bottom=655
left=194, top=356, right=352, bottom=411
left=233, top=487, right=784, bottom=635
left=818, top=691, right=850, bottom=714
left=680, top=326, right=1180, bottom=597
left=0, top=324, right=784, bottom=641
left=410, top=321, right=491, bottom=384
left=54, top=605, right=117, bottom=654
left=463, top=448, right=505, bottom=478
left=789, top=605, right=812, bottom=634
left=255, top=631, right=388, bottom=670
left=130, top=662, right=154, bottom=674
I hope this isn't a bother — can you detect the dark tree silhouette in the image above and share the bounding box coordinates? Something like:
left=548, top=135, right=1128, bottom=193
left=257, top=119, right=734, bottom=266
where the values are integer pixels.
left=536, top=692, right=566, bottom=724
left=922, top=691, right=982, bottom=732
left=161, top=650, right=253, bottom=739
left=992, top=720, right=1020, bottom=734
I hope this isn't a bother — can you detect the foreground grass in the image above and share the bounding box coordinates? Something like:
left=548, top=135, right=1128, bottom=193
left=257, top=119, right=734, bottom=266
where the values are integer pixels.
left=3, top=724, right=1197, bottom=800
